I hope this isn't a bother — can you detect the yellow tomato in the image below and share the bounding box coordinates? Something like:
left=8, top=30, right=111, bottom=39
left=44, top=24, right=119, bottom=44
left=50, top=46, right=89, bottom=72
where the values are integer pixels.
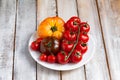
left=37, top=17, right=65, bottom=39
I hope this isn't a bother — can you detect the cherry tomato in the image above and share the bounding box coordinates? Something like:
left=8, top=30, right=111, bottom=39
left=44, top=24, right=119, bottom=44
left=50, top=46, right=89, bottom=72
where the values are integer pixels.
left=30, top=41, right=39, bottom=51
left=65, top=16, right=81, bottom=32
left=36, top=38, right=43, bottom=43
left=80, top=22, right=90, bottom=33
left=79, top=33, right=89, bottom=43
left=47, top=55, right=56, bottom=63
left=57, top=51, right=69, bottom=64
left=39, top=53, right=47, bottom=61
left=64, top=30, right=77, bottom=41
left=76, top=42, right=88, bottom=54
left=61, top=40, right=74, bottom=52
left=71, top=50, right=82, bottom=63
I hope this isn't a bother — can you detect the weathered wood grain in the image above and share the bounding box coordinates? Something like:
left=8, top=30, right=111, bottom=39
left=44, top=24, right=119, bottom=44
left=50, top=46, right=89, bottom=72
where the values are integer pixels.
left=37, top=0, right=60, bottom=80
left=37, top=0, right=56, bottom=26
left=77, top=0, right=110, bottom=80
left=57, top=0, right=86, bottom=80
left=0, top=0, right=16, bottom=80
left=13, top=0, right=36, bottom=80
left=97, top=0, right=120, bottom=80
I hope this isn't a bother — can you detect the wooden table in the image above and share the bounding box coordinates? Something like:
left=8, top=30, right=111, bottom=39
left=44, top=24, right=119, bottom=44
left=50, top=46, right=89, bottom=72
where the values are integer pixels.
left=0, top=0, right=120, bottom=80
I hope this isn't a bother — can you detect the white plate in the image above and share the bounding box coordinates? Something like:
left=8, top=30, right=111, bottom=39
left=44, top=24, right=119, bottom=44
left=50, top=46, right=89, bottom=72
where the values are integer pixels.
left=28, top=32, right=95, bottom=71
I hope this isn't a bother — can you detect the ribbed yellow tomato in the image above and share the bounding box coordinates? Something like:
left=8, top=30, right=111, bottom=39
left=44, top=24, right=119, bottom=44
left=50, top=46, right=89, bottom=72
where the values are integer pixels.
left=37, top=17, right=65, bottom=39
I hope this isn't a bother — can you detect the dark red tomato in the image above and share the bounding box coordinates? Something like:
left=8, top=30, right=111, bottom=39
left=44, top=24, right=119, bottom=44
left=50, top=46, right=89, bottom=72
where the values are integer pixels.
left=65, top=16, right=81, bottom=32
left=64, top=30, right=77, bottom=41
left=36, top=38, right=43, bottom=43
left=76, top=42, right=88, bottom=54
left=57, top=51, right=69, bottom=64
left=30, top=41, right=39, bottom=51
left=80, top=22, right=90, bottom=33
left=47, top=55, right=56, bottom=63
left=79, top=33, right=89, bottom=43
left=61, top=40, right=74, bottom=52
left=39, top=53, right=47, bottom=61
left=71, top=50, right=82, bottom=63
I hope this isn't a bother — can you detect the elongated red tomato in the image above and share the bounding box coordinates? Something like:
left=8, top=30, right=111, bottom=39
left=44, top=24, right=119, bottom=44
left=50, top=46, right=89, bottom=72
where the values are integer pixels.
left=76, top=42, right=88, bottom=54
left=61, top=40, right=74, bottom=52
left=65, top=16, right=81, bottom=32
left=80, top=22, right=90, bottom=33
left=57, top=51, right=69, bottom=64
left=63, top=30, right=77, bottom=41
left=79, top=33, right=89, bottom=43
left=71, top=50, right=82, bottom=63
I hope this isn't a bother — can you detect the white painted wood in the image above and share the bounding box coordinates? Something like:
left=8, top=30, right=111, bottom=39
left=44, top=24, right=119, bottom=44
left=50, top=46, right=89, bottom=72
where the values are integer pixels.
left=57, top=0, right=85, bottom=80
left=0, top=0, right=16, bottom=80
left=37, top=0, right=56, bottom=26
left=97, top=0, right=120, bottom=80
left=37, top=0, right=60, bottom=80
left=77, top=0, right=110, bottom=80
left=14, top=0, right=36, bottom=80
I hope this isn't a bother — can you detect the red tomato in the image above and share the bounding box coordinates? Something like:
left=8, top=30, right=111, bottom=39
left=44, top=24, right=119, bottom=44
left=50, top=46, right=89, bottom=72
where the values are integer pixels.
left=47, top=55, right=56, bottom=63
left=80, top=22, right=90, bottom=33
left=39, top=53, right=47, bottom=61
left=65, top=16, right=81, bottom=32
left=71, top=50, right=82, bottom=63
left=30, top=41, right=39, bottom=51
left=76, top=42, right=88, bottom=54
left=61, top=40, right=74, bottom=52
left=79, top=33, right=89, bottom=43
left=36, top=38, right=43, bottom=43
left=57, top=51, right=69, bottom=64
left=64, top=30, right=77, bottom=41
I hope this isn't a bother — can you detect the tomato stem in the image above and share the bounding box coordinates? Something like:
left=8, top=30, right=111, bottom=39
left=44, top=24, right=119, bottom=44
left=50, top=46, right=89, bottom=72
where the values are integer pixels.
left=81, top=43, right=87, bottom=47
left=73, top=21, right=78, bottom=25
left=51, top=26, right=57, bottom=32
left=45, top=41, right=52, bottom=47
left=65, top=25, right=80, bottom=60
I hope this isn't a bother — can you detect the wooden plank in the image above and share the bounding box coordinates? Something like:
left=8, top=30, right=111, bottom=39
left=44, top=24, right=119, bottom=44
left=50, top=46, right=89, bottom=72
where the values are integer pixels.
left=76, top=0, right=111, bottom=80
left=57, top=0, right=86, bottom=80
left=13, top=0, right=36, bottom=80
left=97, top=0, right=120, bottom=80
left=37, top=0, right=56, bottom=26
left=37, top=0, right=60, bottom=80
left=0, top=0, right=16, bottom=80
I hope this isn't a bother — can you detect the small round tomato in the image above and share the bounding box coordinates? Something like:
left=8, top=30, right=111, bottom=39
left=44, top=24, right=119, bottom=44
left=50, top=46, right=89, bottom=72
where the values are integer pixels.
left=71, top=50, right=82, bottom=63
left=36, top=38, right=43, bottom=43
left=65, top=16, right=81, bottom=32
left=79, top=33, right=89, bottom=43
left=47, top=55, right=56, bottom=63
left=57, top=51, right=69, bottom=64
left=39, top=53, right=47, bottom=61
left=30, top=41, right=39, bottom=51
left=80, top=22, right=90, bottom=33
left=76, top=42, right=88, bottom=54
left=61, top=40, right=74, bottom=52
left=64, top=30, right=77, bottom=41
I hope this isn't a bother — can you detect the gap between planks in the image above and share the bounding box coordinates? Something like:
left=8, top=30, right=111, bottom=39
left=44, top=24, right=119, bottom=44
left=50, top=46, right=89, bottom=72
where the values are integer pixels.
left=55, top=1, right=62, bottom=80
left=95, top=0, right=112, bottom=80
left=12, top=0, right=18, bottom=80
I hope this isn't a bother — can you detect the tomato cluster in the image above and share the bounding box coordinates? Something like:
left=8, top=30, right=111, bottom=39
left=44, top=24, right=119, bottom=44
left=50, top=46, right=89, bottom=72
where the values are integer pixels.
left=30, top=16, right=90, bottom=64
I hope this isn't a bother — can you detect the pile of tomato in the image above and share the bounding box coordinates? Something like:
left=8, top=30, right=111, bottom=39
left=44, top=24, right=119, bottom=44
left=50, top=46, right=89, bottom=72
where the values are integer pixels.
left=30, top=16, right=90, bottom=64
